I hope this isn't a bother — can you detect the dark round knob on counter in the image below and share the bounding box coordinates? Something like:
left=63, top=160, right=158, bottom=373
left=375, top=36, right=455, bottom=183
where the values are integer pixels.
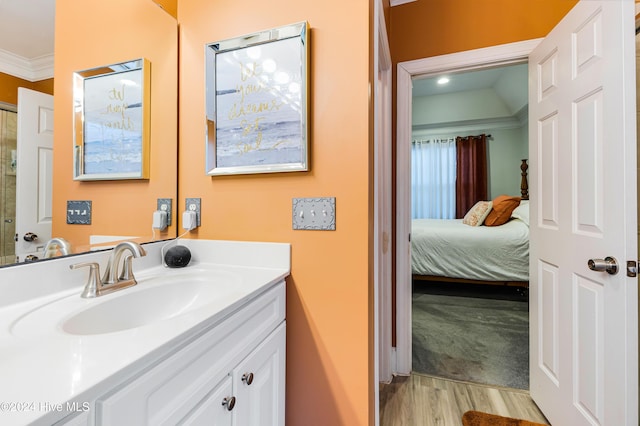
left=164, top=245, right=191, bottom=268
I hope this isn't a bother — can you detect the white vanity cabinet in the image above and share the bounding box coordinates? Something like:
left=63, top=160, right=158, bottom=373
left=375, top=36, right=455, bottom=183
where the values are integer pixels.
left=94, top=282, right=286, bottom=426
left=231, top=322, right=285, bottom=425
left=183, top=323, right=285, bottom=426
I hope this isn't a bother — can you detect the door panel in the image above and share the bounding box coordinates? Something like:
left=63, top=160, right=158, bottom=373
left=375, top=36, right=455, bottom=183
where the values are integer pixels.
left=15, top=88, right=54, bottom=261
left=529, top=1, right=638, bottom=425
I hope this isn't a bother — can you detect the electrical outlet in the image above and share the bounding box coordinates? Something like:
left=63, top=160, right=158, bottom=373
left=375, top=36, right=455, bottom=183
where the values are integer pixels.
left=185, top=198, right=201, bottom=227
left=157, top=198, right=172, bottom=226
left=292, top=197, right=336, bottom=230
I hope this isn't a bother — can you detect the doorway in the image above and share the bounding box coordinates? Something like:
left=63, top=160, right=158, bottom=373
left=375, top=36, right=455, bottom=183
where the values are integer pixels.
left=409, top=63, right=530, bottom=388
left=0, top=108, right=17, bottom=265
left=395, top=39, right=541, bottom=376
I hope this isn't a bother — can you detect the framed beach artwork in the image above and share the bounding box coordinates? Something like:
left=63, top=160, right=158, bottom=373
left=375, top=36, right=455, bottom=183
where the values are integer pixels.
left=205, top=22, right=309, bottom=175
left=73, top=58, right=151, bottom=180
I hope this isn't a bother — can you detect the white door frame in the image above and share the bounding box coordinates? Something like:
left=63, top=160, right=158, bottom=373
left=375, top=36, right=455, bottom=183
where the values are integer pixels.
left=375, top=0, right=393, bottom=385
left=395, top=39, right=542, bottom=374
left=374, top=0, right=393, bottom=423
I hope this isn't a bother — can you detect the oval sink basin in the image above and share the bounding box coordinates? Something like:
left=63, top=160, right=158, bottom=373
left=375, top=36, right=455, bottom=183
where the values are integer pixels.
left=10, top=270, right=245, bottom=337
left=63, top=279, right=222, bottom=335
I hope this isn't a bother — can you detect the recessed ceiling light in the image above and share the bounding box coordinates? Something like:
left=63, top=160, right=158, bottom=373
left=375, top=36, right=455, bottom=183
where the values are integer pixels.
left=437, top=77, right=450, bottom=85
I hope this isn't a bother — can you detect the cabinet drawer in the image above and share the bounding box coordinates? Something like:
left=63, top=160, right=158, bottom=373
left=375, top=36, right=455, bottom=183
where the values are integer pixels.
left=97, top=282, right=285, bottom=425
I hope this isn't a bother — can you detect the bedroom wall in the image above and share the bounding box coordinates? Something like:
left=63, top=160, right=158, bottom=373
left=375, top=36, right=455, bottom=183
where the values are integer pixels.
left=487, top=127, right=527, bottom=198
left=412, top=87, right=528, bottom=200
left=412, top=88, right=512, bottom=128
left=412, top=126, right=526, bottom=200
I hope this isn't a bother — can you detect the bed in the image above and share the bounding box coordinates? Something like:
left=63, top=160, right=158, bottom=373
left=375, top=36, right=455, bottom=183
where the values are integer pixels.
left=411, top=159, right=530, bottom=287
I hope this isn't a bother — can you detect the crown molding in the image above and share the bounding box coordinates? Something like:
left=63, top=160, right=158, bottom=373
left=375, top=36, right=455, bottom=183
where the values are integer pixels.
left=412, top=115, right=524, bottom=137
left=0, top=49, right=54, bottom=82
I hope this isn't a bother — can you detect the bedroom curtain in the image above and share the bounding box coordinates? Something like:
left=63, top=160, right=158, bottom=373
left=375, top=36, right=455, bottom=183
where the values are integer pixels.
left=455, top=134, right=488, bottom=218
left=411, top=138, right=456, bottom=219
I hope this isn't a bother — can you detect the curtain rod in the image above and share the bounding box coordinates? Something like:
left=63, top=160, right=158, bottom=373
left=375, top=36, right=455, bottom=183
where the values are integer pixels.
left=458, top=133, right=491, bottom=139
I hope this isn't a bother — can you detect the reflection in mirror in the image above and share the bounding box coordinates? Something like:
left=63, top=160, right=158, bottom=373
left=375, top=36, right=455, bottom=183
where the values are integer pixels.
left=73, top=59, right=151, bottom=181
left=0, top=0, right=179, bottom=267
left=0, top=108, right=17, bottom=264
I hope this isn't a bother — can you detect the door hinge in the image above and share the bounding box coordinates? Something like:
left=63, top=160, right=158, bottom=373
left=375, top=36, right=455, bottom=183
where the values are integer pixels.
left=626, top=260, right=638, bottom=278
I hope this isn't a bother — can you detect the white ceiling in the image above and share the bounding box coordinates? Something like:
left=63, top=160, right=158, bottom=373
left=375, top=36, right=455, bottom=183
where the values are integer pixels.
left=412, top=64, right=527, bottom=98
left=0, top=0, right=55, bottom=81
left=411, top=63, right=529, bottom=133
left=412, top=63, right=529, bottom=116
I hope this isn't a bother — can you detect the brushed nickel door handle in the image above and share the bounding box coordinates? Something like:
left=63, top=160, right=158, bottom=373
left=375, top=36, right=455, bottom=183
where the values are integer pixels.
left=588, top=256, right=619, bottom=275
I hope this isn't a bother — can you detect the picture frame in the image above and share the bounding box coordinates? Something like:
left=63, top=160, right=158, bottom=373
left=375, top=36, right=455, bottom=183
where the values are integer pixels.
left=73, top=58, right=151, bottom=181
left=205, top=22, right=309, bottom=176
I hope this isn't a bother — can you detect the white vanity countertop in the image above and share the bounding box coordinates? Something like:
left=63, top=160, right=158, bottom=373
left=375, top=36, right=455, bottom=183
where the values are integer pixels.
left=0, top=240, right=290, bottom=425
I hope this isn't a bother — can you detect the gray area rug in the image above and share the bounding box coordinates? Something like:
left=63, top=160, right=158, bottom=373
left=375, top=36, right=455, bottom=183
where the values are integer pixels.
left=412, top=282, right=529, bottom=389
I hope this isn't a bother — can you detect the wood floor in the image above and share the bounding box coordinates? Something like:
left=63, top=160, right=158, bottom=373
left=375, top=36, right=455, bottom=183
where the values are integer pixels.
left=379, top=374, right=549, bottom=426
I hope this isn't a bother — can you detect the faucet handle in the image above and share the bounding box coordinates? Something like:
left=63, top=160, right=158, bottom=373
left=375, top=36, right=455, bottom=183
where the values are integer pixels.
left=70, top=262, right=102, bottom=298
left=118, top=255, right=138, bottom=283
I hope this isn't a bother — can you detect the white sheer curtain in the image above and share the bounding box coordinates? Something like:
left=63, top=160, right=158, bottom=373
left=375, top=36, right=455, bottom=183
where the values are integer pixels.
left=411, top=138, right=456, bottom=219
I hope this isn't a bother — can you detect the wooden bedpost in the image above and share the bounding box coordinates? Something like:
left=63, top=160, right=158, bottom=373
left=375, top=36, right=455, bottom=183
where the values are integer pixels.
left=520, top=159, right=529, bottom=200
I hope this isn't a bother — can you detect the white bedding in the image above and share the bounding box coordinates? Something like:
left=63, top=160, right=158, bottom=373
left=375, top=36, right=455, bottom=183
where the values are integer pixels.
left=411, top=218, right=529, bottom=282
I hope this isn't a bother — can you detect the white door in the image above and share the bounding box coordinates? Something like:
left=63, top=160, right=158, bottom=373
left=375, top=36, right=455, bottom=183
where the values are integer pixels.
left=15, top=88, right=54, bottom=261
left=529, top=1, right=638, bottom=425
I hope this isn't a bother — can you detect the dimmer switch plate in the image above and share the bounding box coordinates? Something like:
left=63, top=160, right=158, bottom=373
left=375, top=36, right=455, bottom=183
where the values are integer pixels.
left=292, top=197, right=336, bottom=230
left=157, top=198, right=172, bottom=226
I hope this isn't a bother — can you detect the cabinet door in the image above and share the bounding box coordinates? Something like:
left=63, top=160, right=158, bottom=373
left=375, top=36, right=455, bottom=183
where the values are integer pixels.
left=233, top=322, right=286, bottom=426
left=180, top=376, right=233, bottom=426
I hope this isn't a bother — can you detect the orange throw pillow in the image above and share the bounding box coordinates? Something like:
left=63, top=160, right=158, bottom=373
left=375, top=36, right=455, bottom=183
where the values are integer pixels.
left=485, top=195, right=521, bottom=226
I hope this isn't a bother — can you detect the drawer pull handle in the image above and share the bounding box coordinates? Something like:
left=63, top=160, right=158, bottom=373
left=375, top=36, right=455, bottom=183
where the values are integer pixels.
left=222, top=396, right=236, bottom=411
left=242, top=372, right=254, bottom=385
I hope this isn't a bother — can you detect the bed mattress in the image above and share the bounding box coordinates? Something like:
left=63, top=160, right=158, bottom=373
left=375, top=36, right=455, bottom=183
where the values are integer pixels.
left=411, top=218, right=529, bottom=282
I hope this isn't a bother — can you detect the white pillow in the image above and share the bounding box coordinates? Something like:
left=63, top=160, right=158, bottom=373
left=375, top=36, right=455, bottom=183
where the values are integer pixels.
left=511, top=201, right=529, bottom=226
left=462, top=201, right=493, bottom=226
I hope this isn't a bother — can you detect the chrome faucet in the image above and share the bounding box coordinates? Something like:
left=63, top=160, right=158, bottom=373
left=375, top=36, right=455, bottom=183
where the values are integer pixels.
left=70, top=241, right=147, bottom=298
left=42, top=237, right=72, bottom=259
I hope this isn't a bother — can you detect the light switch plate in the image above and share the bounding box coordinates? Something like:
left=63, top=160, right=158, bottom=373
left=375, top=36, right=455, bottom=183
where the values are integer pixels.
left=67, top=200, right=92, bottom=225
left=292, top=197, right=336, bottom=230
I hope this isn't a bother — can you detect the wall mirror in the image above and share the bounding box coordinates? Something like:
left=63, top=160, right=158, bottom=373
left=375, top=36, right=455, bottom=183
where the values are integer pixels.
left=73, top=59, right=151, bottom=181
left=205, top=21, right=309, bottom=176
left=0, top=0, right=178, bottom=267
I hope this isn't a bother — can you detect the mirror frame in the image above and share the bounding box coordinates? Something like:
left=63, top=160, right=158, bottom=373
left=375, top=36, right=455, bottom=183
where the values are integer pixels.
left=73, top=58, right=151, bottom=181
left=205, top=21, right=310, bottom=176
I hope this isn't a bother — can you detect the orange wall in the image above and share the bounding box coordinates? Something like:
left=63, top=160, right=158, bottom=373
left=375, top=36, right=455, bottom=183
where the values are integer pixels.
left=0, top=72, right=53, bottom=106
left=390, top=0, right=579, bottom=64
left=53, top=0, right=178, bottom=251
left=178, top=0, right=372, bottom=425
left=152, top=0, right=177, bottom=19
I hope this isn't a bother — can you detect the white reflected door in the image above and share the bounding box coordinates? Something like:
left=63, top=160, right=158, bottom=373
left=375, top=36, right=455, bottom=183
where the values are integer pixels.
left=529, top=1, right=638, bottom=425
left=15, top=88, right=54, bottom=261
